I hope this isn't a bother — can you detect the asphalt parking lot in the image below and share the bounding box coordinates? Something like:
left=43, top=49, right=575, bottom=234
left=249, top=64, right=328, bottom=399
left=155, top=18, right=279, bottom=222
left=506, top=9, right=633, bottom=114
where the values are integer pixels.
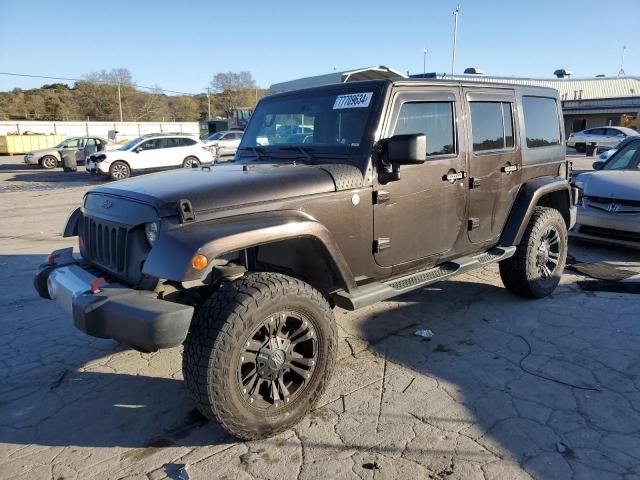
left=1, top=155, right=639, bottom=480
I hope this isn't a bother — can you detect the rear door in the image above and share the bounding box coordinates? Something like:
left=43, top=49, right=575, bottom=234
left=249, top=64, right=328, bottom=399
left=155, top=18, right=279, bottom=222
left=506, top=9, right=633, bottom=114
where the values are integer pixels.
left=373, top=86, right=468, bottom=267
left=465, top=89, right=521, bottom=244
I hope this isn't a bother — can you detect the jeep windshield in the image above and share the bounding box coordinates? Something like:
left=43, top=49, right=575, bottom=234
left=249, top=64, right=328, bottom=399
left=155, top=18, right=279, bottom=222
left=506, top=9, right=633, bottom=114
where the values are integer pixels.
left=238, top=87, right=381, bottom=161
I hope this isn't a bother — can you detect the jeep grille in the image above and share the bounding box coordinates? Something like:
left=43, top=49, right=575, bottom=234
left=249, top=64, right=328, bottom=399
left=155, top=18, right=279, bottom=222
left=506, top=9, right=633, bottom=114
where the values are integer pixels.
left=79, top=216, right=127, bottom=273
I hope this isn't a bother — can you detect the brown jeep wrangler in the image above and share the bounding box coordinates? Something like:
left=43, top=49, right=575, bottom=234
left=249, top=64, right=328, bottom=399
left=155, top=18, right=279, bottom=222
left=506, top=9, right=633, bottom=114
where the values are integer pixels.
left=35, top=79, right=576, bottom=440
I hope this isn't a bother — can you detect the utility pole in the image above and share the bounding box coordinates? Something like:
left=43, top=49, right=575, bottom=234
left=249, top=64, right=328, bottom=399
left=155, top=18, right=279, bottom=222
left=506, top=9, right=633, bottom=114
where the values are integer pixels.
left=206, top=86, right=211, bottom=119
left=619, top=45, right=627, bottom=76
left=117, top=80, right=123, bottom=122
left=423, top=47, right=428, bottom=75
left=451, top=6, right=460, bottom=77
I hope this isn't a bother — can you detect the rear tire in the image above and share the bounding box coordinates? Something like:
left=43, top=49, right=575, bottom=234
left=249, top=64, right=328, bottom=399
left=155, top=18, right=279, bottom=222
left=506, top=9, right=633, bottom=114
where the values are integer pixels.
left=109, top=161, right=130, bottom=180
left=40, top=155, right=58, bottom=169
left=182, top=156, right=201, bottom=168
left=499, top=207, right=568, bottom=298
left=182, top=272, right=337, bottom=440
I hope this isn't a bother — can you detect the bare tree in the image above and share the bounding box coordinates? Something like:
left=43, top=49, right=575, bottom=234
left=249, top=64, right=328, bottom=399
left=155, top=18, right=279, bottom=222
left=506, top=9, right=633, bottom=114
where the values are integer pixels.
left=210, top=71, right=256, bottom=118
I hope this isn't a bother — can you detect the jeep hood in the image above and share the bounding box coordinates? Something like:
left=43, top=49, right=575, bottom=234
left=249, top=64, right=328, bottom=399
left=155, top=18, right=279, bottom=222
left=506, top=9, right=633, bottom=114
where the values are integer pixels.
left=87, top=163, right=342, bottom=217
left=577, top=170, right=640, bottom=201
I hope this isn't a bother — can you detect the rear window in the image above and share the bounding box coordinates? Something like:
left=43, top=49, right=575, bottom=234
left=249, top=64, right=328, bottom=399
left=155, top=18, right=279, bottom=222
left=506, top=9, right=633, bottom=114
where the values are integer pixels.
left=522, top=96, right=561, bottom=148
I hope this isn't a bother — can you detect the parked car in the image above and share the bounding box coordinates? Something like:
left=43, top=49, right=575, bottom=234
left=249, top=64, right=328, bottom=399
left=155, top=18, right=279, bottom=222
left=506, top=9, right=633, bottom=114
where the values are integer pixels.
left=204, top=130, right=243, bottom=157
left=23, top=136, right=115, bottom=169
left=85, top=133, right=213, bottom=180
left=592, top=135, right=638, bottom=170
left=572, top=138, right=640, bottom=248
left=567, top=126, right=638, bottom=153
left=36, top=79, right=575, bottom=440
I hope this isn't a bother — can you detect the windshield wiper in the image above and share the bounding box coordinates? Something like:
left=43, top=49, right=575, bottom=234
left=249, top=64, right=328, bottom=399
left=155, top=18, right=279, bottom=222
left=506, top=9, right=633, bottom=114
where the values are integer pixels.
left=238, top=146, right=270, bottom=161
left=278, top=146, right=319, bottom=163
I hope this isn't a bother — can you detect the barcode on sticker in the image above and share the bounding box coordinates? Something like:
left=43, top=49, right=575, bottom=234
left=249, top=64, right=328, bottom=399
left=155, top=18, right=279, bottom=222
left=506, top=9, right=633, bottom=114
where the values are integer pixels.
left=333, top=92, right=373, bottom=109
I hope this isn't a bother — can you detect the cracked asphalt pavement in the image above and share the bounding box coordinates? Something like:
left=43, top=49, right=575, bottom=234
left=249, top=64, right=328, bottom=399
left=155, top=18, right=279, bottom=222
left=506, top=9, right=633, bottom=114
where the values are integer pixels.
left=1, top=157, right=639, bottom=479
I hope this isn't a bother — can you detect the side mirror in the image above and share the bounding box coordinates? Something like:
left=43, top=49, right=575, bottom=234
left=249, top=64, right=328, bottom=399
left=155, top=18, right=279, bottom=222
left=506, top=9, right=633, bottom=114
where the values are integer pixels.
left=134, top=147, right=143, bottom=153
left=387, top=134, right=427, bottom=165
left=592, top=160, right=604, bottom=170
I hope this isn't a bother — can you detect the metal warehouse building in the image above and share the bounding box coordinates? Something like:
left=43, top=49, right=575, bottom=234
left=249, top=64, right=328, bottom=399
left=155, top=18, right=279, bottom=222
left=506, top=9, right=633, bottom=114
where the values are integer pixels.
left=435, top=74, right=640, bottom=134
left=270, top=67, right=640, bottom=134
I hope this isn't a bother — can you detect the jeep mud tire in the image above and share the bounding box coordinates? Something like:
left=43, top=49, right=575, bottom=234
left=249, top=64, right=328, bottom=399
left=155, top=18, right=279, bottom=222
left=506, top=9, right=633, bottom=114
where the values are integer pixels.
left=183, top=272, right=337, bottom=440
left=499, top=206, right=568, bottom=298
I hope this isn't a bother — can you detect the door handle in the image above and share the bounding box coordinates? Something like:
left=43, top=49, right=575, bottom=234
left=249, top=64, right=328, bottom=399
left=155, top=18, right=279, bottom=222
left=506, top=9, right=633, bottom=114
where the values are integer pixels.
left=443, top=171, right=466, bottom=182
left=501, top=164, right=519, bottom=174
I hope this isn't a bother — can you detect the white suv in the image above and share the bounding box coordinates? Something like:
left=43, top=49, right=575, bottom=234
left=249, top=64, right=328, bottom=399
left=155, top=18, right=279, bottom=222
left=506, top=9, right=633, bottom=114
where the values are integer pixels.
left=86, top=134, right=213, bottom=180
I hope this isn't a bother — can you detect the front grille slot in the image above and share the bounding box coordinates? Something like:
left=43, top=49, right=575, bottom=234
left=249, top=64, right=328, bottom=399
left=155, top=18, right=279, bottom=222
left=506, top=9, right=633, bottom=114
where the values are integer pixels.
left=81, top=215, right=127, bottom=273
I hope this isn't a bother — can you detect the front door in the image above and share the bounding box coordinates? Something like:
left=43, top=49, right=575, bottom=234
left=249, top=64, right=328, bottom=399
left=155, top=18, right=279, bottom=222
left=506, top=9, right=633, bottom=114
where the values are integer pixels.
left=465, top=89, right=521, bottom=244
left=373, top=87, right=467, bottom=268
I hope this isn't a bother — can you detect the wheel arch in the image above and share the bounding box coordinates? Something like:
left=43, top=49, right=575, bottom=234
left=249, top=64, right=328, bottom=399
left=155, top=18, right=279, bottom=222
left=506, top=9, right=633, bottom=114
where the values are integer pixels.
left=500, top=176, right=574, bottom=246
left=143, top=212, right=357, bottom=294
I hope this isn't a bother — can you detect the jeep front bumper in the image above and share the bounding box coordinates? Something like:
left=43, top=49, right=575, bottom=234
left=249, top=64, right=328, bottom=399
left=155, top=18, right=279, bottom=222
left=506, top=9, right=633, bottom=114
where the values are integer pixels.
left=34, top=248, right=194, bottom=352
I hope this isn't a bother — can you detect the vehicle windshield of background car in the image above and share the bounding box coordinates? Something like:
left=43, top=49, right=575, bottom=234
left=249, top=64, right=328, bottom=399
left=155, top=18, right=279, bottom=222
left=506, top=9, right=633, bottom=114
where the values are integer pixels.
left=208, top=132, right=224, bottom=141
left=118, top=136, right=144, bottom=151
left=603, top=141, right=640, bottom=170
left=239, top=90, right=379, bottom=152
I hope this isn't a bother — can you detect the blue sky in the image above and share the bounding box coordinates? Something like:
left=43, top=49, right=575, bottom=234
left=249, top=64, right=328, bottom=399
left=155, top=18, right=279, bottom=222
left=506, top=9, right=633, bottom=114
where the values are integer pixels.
left=0, top=0, right=638, bottom=94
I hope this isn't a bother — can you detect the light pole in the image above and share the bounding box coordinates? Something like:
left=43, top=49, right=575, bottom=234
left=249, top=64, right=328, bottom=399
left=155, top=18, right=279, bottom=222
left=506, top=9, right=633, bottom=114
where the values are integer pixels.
left=117, top=80, right=123, bottom=122
left=423, top=47, right=428, bottom=75
left=619, top=45, right=627, bottom=76
left=451, top=6, right=460, bottom=77
left=205, top=86, right=211, bottom=119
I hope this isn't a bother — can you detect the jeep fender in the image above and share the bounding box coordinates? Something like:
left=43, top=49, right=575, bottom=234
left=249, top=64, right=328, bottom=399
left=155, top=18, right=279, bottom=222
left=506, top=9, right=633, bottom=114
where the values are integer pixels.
left=500, top=176, right=575, bottom=246
left=63, top=208, right=82, bottom=237
left=142, top=211, right=357, bottom=291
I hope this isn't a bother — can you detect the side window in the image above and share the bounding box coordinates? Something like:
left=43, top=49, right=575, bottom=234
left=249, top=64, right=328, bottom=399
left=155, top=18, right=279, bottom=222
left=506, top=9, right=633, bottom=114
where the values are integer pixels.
left=139, top=139, right=159, bottom=150
left=607, top=128, right=624, bottom=137
left=470, top=102, right=514, bottom=152
left=180, top=138, right=197, bottom=146
left=590, top=128, right=606, bottom=136
left=85, top=138, right=96, bottom=147
left=63, top=138, right=81, bottom=149
left=393, top=102, right=456, bottom=156
left=522, top=96, right=561, bottom=148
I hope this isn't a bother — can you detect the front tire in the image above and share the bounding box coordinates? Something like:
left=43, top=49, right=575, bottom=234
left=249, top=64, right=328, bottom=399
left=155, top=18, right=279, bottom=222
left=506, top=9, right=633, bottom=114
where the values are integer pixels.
left=182, top=156, right=200, bottom=168
left=183, top=272, right=337, bottom=440
left=40, top=155, right=58, bottom=169
left=109, top=161, right=130, bottom=180
left=499, top=207, right=568, bottom=298
left=574, top=143, right=586, bottom=154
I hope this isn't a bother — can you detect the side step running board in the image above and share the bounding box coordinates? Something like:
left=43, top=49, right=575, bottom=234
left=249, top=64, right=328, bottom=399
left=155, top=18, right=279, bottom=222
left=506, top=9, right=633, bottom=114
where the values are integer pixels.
left=332, top=246, right=516, bottom=311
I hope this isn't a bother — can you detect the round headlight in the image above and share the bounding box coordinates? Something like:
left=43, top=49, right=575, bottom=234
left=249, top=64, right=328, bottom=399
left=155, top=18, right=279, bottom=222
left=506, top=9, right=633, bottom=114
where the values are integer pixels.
left=145, top=221, right=160, bottom=246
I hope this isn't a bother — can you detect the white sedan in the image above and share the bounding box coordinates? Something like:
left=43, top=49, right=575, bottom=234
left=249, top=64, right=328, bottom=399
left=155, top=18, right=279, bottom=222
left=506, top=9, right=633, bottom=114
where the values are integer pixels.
left=204, top=130, right=243, bottom=158
left=85, top=134, right=213, bottom=180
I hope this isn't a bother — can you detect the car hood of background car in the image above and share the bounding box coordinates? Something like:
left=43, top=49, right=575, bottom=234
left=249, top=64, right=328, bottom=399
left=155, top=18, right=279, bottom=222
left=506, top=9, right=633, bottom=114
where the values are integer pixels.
left=578, top=170, right=640, bottom=201
left=88, top=163, right=344, bottom=217
left=28, top=147, right=59, bottom=156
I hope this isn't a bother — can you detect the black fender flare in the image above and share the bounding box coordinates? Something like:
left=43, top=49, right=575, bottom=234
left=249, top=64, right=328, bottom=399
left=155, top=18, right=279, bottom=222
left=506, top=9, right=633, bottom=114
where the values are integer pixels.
left=500, top=176, right=574, bottom=246
left=142, top=211, right=357, bottom=292
left=63, top=208, right=82, bottom=237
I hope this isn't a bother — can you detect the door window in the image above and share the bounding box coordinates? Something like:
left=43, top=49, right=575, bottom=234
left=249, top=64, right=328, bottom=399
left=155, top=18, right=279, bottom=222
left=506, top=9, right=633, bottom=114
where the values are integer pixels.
left=590, top=128, right=606, bottom=136
left=158, top=138, right=181, bottom=148
left=392, top=102, right=456, bottom=156
left=178, top=138, right=197, bottom=146
left=606, top=128, right=624, bottom=137
left=522, top=96, right=561, bottom=148
left=470, top=102, right=514, bottom=152
left=62, top=138, right=81, bottom=148
left=139, top=139, right=160, bottom=150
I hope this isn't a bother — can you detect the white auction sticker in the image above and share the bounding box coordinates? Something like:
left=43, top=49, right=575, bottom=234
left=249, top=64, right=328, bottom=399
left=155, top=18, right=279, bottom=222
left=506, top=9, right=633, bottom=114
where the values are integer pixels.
left=333, top=92, right=373, bottom=109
